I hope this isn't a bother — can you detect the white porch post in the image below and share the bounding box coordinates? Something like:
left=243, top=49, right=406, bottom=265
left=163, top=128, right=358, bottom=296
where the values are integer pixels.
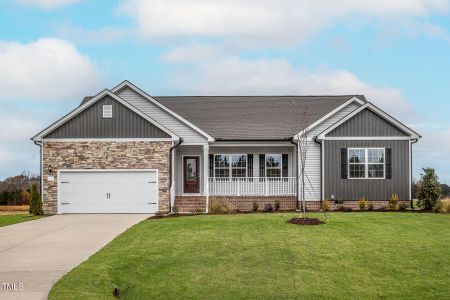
left=203, top=144, right=209, bottom=213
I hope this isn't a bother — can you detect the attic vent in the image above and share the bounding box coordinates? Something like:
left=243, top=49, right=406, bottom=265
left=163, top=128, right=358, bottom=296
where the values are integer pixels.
left=102, top=105, right=112, bottom=118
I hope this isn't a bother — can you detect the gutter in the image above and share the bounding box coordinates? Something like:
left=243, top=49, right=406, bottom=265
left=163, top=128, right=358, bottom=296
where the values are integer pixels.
left=289, top=137, right=300, bottom=211
left=169, top=138, right=183, bottom=213
left=215, top=138, right=292, bottom=142
left=410, top=138, right=419, bottom=209
left=313, top=137, right=323, bottom=202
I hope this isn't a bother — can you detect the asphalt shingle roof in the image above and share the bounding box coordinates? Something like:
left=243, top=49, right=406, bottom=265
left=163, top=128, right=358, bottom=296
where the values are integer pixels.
left=153, top=95, right=366, bottom=140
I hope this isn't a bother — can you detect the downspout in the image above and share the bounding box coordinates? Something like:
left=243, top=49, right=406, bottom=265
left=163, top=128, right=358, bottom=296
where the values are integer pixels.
left=313, top=137, right=323, bottom=201
left=33, top=140, right=43, bottom=198
left=410, top=138, right=418, bottom=209
left=169, top=138, right=183, bottom=213
left=289, top=137, right=299, bottom=211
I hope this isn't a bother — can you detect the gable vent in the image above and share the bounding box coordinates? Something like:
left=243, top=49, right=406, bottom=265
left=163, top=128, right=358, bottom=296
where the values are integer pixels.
left=102, top=105, right=112, bottom=118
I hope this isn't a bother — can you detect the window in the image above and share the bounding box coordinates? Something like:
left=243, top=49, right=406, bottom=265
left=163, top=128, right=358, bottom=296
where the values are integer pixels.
left=102, top=105, right=112, bottom=118
left=348, top=148, right=385, bottom=179
left=266, top=154, right=282, bottom=178
left=214, top=154, right=247, bottom=178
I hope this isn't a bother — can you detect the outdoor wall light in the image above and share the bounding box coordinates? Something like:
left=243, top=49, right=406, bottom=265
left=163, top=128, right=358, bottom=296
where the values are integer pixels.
left=48, top=165, right=53, bottom=173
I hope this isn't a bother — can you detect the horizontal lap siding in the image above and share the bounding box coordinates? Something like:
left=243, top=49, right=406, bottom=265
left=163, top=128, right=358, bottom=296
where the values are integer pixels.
left=116, top=87, right=208, bottom=143
left=44, top=96, right=170, bottom=139
left=324, top=140, right=409, bottom=200
left=308, top=102, right=361, bottom=136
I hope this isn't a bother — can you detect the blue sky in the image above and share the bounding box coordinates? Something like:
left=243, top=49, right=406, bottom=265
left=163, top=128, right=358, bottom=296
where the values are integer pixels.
left=0, top=0, right=449, bottom=183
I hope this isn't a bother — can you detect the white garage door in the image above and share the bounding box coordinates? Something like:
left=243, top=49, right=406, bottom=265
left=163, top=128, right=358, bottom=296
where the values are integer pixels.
left=58, top=170, right=158, bottom=214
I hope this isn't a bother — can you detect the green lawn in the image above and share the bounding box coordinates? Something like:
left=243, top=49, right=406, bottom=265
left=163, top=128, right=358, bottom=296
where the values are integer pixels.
left=0, top=214, right=43, bottom=227
left=50, top=212, right=450, bottom=300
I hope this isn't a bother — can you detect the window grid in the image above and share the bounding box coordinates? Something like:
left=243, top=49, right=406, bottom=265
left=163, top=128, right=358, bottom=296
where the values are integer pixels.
left=214, top=154, right=247, bottom=178
left=266, top=154, right=282, bottom=178
left=348, top=148, right=385, bottom=179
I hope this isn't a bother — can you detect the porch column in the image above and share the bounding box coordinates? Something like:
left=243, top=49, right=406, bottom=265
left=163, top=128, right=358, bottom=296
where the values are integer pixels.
left=203, top=144, right=209, bottom=213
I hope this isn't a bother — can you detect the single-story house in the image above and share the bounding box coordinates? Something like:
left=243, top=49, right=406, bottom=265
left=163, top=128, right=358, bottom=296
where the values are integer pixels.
left=32, top=80, right=421, bottom=214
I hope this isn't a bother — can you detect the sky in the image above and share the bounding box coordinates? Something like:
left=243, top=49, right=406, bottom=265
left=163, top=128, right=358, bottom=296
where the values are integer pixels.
left=0, top=0, right=449, bottom=183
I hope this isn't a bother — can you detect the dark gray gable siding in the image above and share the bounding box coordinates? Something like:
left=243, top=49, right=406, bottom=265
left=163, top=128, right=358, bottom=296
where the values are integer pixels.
left=327, top=108, right=409, bottom=137
left=44, top=96, right=170, bottom=139
left=324, top=140, right=409, bottom=200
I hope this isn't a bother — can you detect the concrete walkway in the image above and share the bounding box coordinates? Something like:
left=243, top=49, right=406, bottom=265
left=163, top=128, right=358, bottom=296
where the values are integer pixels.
left=0, top=214, right=150, bottom=300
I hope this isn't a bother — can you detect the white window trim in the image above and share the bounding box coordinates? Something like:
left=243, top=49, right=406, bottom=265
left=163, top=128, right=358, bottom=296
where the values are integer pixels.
left=265, top=154, right=283, bottom=178
left=213, top=154, right=248, bottom=178
left=348, top=148, right=385, bottom=180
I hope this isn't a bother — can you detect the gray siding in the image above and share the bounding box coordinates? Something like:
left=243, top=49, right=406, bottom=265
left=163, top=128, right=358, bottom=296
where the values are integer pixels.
left=309, top=102, right=361, bottom=136
left=44, top=96, right=170, bottom=139
left=116, top=87, right=208, bottom=143
left=327, top=108, right=409, bottom=137
left=324, top=140, right=410, bottom=200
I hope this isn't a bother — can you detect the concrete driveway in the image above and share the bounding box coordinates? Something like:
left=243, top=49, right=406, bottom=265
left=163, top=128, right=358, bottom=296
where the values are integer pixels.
left=0, top=214, right=150, bottom=300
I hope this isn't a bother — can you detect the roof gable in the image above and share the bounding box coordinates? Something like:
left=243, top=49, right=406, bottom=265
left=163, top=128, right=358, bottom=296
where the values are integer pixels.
left=32, top=90, right=176, bottom=141
left=318, top=103, right=420, bottom=139
left=44, top=95, right=171, bottom=139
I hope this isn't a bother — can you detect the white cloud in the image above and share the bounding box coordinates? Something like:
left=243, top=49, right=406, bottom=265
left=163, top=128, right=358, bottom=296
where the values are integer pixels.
left=161, top=44, right=224, bottom=63
left=14, top=0, right=80, bottom=9
left=0, top=38, right=102, bottom=102
left=54, top=23, right=131, bottom=44
left=119, top=0, right=450, bottom=45
left=168, top=56, right=414, bottom=120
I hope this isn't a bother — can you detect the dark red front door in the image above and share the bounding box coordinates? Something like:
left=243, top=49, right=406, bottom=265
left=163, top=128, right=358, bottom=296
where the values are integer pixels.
left=184, top=156, right=200, bottom=193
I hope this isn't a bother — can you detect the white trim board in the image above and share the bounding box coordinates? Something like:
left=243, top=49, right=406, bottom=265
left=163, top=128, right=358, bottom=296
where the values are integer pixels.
left=294, top=96, right=364, bottom=139
left=316, top=102, right=421, bottom=140
left=112, top=80, right=215, bottom=142
left=32, top=90, right=178, bottom=142
left=322, top=136, right=413, bottom=141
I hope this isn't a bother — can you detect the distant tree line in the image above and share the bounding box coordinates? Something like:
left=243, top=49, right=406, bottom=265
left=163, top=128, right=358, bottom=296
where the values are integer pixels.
left=0, top=172, right=40, bottom=206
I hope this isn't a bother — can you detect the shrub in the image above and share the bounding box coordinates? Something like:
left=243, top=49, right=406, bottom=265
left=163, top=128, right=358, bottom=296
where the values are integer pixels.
left=388, top=193, right=399, bottom=211
left=399, top=202, right=408, bottom=211
left=380, top=206, right=388, bottom=212
left=368, top=202, right=374, bottom=211
left=358, top=197, right=368, bottom=211
left=209, top=199, right=234, bottom=214
left=29, top=183, right=43, bottom=215
left=321, top=199, right=331, bottom=211
left=343, top=207, right=353, bottom=212
left=252, top=202, right=259, bottom=212
left=263, top=203, right=273, bottom=212
left=274, top=200, right=280, bottom=211
left=433, top=198, right=450, bottom=213
left=417, top=168, right=441, bottom=210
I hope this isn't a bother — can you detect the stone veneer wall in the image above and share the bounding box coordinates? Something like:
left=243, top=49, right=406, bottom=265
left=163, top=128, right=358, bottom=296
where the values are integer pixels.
left=42, top=141, right=171, bottom=214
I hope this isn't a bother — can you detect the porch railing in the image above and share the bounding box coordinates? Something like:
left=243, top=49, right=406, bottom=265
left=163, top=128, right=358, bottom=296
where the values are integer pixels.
left=209, top=177, right=296, bottom=196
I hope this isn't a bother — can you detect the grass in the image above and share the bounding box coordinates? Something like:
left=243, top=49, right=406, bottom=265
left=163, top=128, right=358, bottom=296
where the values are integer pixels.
left=50, top=212, right=450, bottom=300
left=0, top=213, right=43, bottom=227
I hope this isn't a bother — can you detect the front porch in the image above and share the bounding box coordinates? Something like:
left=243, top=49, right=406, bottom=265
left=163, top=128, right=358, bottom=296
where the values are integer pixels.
left=171, top=143, right=300, bottom=212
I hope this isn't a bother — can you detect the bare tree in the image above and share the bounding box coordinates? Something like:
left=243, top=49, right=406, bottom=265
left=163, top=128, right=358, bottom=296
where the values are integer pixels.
left=297, top=109, right=311, bottom=215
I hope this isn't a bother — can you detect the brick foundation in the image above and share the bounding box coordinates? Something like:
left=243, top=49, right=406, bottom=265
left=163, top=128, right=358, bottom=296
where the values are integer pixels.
left=174, top=196, right=207, bottom=213
left=304, top=200, right=410, bottom=211
left=209, top=196, right=297, bottom=212
left=42, top=141, right=171, bottom=214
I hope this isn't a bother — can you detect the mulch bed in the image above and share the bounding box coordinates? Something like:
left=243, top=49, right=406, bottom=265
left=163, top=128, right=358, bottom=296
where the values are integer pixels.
left=287, top=217, right=325, bottom=225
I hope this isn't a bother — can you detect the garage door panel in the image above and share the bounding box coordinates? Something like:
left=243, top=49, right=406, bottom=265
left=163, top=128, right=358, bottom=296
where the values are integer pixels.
left=59, top=170, right=158, bottom=214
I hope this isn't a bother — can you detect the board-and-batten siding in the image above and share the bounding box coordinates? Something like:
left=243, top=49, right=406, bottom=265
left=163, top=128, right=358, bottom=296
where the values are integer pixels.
left=115, top=87, right=208, bottom=143
left=324, top=140, right=409, bottom=200
left=44, top=96, right=170, bottom=139
left=327, top=108, right=409, bottom=137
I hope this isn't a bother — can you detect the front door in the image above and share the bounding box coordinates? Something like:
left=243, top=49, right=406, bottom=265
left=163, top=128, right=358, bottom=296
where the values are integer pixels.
left=184, top=156, right=200, bottom=193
